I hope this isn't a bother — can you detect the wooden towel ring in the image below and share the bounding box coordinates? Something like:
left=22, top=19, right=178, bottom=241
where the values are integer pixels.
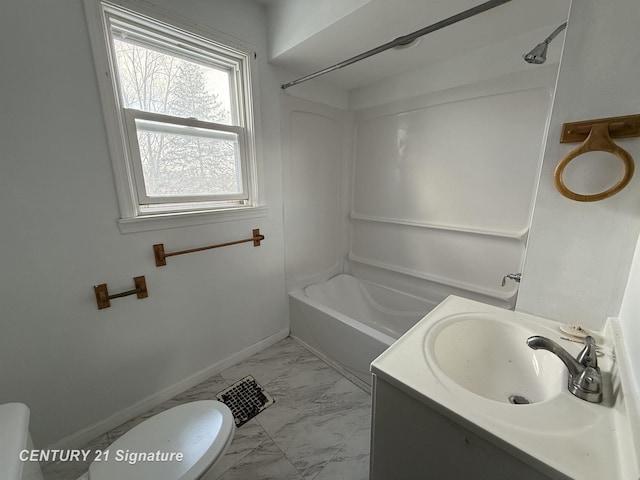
left=554, top=123, right=634, bottom=202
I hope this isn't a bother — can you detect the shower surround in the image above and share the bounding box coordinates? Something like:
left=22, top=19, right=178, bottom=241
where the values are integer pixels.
left=282, top=72, right=556, bottom=384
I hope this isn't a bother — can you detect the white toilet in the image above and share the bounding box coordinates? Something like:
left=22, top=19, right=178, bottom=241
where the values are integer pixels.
left=1, top=403, right=43, bottom=480
left=1, top=400, right=235, bottom=480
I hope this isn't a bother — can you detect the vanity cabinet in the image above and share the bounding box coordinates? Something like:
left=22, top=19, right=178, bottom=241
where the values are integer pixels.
left=370, top=374, right=558, bottom=480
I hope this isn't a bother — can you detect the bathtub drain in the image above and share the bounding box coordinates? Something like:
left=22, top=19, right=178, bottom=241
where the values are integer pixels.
left=508, top=394, right=530, bottom=405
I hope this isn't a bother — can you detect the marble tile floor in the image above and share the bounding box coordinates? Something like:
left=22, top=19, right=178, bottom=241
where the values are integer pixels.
left=42, top=337, right=372, bottom=480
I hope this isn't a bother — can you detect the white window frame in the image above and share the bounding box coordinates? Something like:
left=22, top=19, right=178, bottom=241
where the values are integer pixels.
left=84, top=0, right=266, bottom=233
left=124, top=109, right=249, bottom=205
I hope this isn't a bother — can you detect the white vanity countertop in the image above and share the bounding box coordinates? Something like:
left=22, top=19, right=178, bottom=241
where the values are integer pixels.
left=371, top=295, right=639, bottom=480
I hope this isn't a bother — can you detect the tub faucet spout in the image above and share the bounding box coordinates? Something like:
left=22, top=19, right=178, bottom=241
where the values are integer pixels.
left=501, top=273, right=521, bottom=287
left=526, top=335, right=602, bottom=403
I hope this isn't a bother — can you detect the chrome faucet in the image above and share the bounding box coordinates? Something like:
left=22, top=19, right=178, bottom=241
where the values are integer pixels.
left=501, top=273, right=521, bottom=287
left=526, top=335, right=602, bottom=403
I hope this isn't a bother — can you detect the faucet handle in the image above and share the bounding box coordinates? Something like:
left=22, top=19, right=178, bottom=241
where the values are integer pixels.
left=577, top=335, right=598, bottom=369
left=572, top=366, right=603, bottom=403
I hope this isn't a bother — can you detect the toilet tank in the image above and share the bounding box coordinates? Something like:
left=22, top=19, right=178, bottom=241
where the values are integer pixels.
left=0, top=403, right=43, bottom=480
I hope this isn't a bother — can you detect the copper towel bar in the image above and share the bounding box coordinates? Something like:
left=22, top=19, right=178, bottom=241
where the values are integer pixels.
left=94, top=276, right=148, bottom=310
left=153, top=228, right=265, bottom=267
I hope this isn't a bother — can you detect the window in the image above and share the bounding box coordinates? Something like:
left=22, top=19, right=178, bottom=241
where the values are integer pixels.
left=85, top=0, right=263, bottom=231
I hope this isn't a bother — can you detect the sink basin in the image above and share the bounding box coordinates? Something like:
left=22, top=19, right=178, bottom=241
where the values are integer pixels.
left=371, top=296, right=629, bottom=480
left=425, top=313, right=565, bottom=404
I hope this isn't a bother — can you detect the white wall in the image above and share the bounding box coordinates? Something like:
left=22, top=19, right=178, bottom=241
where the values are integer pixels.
left=517, top=0, right=640, bottom=329
left=0, top=0, right=287, bottom=447
left=277, top=68, right=351, bottom=111
left=280, top=95, right=353, bottom=291
left=347, top=67, right=558, bottom=308
left=266, top=0, right=371, bottom=60
left=620, top=233, right=640, bottom=400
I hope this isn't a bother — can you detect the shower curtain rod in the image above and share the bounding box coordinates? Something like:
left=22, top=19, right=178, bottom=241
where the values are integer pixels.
left=281, top=0, right=511, bottom=90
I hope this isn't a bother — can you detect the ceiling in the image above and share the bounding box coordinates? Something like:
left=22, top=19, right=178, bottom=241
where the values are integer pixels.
left=259, top=0, right=571, bottom=90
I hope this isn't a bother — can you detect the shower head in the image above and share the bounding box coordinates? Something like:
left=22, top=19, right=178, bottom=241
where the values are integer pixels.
left=523, top=42, right=549, bottom=64
left=523, top=22, right=567, bottom=64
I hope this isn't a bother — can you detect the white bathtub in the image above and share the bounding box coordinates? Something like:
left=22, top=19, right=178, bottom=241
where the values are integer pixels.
left=289, top=274, right=437, bottom=387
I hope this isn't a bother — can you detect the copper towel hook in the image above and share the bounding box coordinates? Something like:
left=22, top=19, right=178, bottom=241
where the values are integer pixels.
left=554, top=116, right=639, bottom=202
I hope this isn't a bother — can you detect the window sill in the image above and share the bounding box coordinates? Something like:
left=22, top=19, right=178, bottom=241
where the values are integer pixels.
left=117, top=206, right=269, bottom=234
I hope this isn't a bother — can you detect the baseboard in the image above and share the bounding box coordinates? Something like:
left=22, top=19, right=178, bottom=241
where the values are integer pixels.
left=46, top=328, right=290, bottom=452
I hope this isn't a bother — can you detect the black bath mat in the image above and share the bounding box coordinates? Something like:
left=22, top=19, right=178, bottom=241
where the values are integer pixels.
left=216, top=375, right=274, bottom=427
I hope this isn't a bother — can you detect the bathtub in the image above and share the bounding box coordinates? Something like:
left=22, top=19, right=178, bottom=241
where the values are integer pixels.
left=289, top=274, right=437, bottom=388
